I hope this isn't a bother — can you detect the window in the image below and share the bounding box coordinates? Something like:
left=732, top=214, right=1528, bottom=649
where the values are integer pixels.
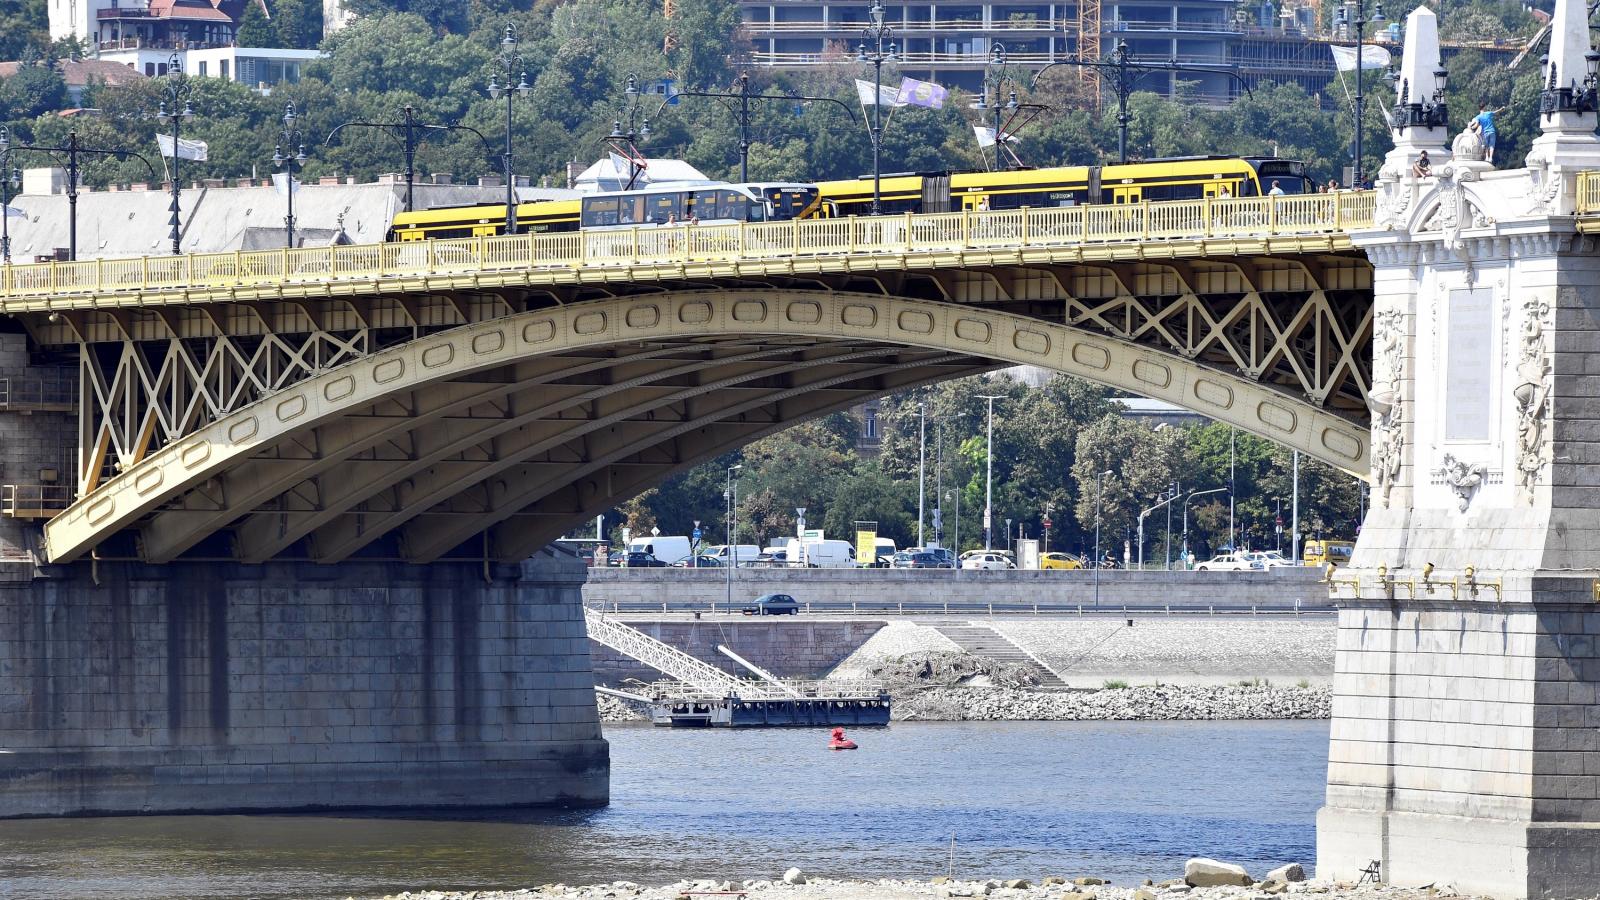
left=219, top=58, right=228, bottom=79
left=144, top=62, right=155, bottom=76
left=864, top=409, right=878, bottom=439
left=197, top=61, right=206, bottom=76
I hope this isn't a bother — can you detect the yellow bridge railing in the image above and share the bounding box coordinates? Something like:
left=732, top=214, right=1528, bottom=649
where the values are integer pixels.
left=1579, top=171, right=1600, bottom=216
left=0, top=191, right=1376, bottom=304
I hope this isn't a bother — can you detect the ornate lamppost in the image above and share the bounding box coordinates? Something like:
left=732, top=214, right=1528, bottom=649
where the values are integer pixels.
left=154, top=52, right=196, bottom=256
left=857, top=2, right=897, bottom=214
left=486, top=23, right=532, bottom=233
left=604, top=75, right=654, bottom=190
left=326, top=106, right=492, bottom=214
left=1336, top=1, right=1387, bottom=186
left=272, top=101, right=309, bottom=249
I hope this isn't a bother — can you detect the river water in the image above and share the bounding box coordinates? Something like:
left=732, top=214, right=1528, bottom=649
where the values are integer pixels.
left=0, top=720, right=1329, bottom=900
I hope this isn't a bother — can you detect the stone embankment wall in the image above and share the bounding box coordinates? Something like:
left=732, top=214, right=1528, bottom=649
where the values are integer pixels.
left=0, top=332, right=76, bottom=573
left=591, top=619, right=887, bottom=685
left=583, top=568, right=1329, bottom=610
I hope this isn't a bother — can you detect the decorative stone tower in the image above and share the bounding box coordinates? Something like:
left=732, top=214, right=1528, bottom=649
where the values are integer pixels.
left=1317, top=0, right=1600, bottom=895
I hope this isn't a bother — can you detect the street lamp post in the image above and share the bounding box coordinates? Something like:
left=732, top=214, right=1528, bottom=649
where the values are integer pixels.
left=1094, top=469, right=1111, bottom=607
left=1182, top=487, right=1226, bottom=568
left=917, top=402, right=927, bottom=548
left=725, top=463, right=742, bottom=607
left=975, top=43, right=1019, bottom=171
left=0, top=156, right=17, bottom=265
left=656, top=72, right=855, bottom=183
left=326, top=106, right=493, bottom=214
left=1165, top=483, right=1178, bottom=570
left=272, top=102, right=308, bottom=250
left=977, top=394, right=1003, bottom=550
left=154, top=53, right=196, bottom=256
left=605, top=75, right=653, bottom=190
left=1137, top=489, right=1179, bottom=569
left=1032, top=40, right=1251, bottom=163
left=1336, top=1, right=1387, bottom=187
left=487, top=23, right=533, bottom=233
left=0, top=127, right=154, bottom=261
left=857, top=1, right=897, bottom=215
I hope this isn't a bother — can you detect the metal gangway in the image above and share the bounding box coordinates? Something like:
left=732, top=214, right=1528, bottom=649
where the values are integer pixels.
left=582, top=605, right=785, bottom=701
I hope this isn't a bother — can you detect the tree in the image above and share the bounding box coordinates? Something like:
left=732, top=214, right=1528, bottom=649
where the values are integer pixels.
left=0, top=0, right=49, bottom=63
left=0, top=60, right=68, bottom=120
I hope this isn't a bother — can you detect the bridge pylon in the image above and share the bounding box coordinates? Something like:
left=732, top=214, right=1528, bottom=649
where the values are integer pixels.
left=1318, top=1, right=1600, bottom=895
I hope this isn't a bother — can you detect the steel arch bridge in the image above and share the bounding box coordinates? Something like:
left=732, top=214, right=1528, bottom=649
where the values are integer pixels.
left=0, top=194, right=1376, bottom=564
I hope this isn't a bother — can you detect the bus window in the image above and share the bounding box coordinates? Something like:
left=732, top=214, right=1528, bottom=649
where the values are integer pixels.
left=717, top=190, right=744, bottom=220
left=582, top=197, right=621, bottom=227
left=647, top=192, right=682, bottom=224
left=693, top=190, right=720, bottom=218
left=617, top=195, right=649, bottom=225
left=766, top=188, right=819, bottom=220
left=748, top=199, right=767, bottom=221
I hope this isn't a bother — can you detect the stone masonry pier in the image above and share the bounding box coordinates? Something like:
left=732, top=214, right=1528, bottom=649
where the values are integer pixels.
left=0, top=552, right=607, bottom=817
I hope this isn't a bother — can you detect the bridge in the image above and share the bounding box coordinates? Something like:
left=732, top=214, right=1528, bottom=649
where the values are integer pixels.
left=3, top=0, right=1600, bottom=893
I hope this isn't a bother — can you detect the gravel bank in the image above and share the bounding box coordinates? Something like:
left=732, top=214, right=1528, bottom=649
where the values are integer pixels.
left=893, top=684, right=1330, bottom=721
left=376, top=877, right=1463, bottom=900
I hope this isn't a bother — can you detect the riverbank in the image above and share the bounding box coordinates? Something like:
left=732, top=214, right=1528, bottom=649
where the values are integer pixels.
left=378, top=878, right=1459, bottom=900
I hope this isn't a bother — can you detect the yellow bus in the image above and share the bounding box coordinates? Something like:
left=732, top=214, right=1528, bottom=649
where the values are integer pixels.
left=1303, top=539, right=1355, bottom=568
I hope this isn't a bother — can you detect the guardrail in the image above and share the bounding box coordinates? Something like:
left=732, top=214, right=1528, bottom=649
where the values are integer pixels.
left=0, top=192, right=1375, bottom=305
left=587, top=599, right=1331, bottom=616
left=0, top=376, right=76, bottom=411
left=2, top=484, right=72, bottom=519
left=1580, top=171, right=1600, bottom=216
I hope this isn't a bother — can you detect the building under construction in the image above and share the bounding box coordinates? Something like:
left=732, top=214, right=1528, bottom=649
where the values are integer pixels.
left=738, top=0, right=1522, bottom=106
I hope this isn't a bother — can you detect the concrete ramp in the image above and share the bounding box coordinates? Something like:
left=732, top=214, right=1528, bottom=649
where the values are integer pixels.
left=932, top=623, right=1068, bottom=688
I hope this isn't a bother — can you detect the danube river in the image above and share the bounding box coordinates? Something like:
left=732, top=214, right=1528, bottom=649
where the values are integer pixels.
left=0, top=720, right=1328, bottom=900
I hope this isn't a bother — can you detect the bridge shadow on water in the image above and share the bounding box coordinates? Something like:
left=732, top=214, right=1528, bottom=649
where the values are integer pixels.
left=0, top=720, right=1328, bottom=900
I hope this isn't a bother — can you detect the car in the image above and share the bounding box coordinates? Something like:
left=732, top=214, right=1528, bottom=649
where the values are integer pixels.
left=889, top=550, right=919, bottom=569
left=961, top=552, right=1014, bottom=570
left=1039, top=552, right=1085, bottom=570
left=751, top=549, right=791, bottom=568
left=743, top=593, right=801, bottom=615
left=1194, top=552, right=1264, bottom=572
left=671, top=555, right=723, bottom=568
left=623, top=551, right=668, bottom=568
left=1244, top=551, right=1297, bottom=569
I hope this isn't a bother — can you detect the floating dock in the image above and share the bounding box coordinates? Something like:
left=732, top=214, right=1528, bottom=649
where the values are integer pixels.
left=585, top=606, right=892, bottom=728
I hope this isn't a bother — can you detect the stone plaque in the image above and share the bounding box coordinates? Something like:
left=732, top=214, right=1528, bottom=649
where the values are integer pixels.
left=1445, top=287, right=1494, bottom=442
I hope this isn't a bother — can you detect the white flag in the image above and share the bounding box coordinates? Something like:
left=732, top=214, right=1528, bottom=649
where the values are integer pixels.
left=271, top=172, right=300, bottom=197
left=973, top=125, right=1019, bottom=148
left=2, top=204, right=22, bottom=219
left=157, top=133, right=209, bottom=161
left=854, top=78, right=905, bottom=108
left=1330, top=44, right=1392, bottom=72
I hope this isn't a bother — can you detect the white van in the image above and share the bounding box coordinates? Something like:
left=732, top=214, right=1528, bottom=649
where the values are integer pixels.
left=871, top=537, right=897, bottom=567
left=710, top=544, right=761, bottom=567
left=786, top=538, right=858, bottom=568
left=627, top=535, right=692, bottom=566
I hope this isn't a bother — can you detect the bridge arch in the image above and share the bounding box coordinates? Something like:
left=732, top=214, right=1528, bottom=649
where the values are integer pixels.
left=44, top=290, right=1369, bottom=565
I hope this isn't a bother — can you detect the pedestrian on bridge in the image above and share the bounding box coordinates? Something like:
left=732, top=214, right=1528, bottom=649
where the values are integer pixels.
left=1411, top=150, right=1432, bottom=179
left=1475, top=100, right=1502, bottom=163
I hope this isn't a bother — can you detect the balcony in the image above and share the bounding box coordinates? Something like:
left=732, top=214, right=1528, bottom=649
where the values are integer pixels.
left=744, top=16, right=1068, bottom=32
left=749, top=49, right=1065, bottom=65
left=2, top=484, right=72, bottom=520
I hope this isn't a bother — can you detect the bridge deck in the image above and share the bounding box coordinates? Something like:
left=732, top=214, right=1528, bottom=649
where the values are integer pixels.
left=0, top=192, right=1375, bottom=311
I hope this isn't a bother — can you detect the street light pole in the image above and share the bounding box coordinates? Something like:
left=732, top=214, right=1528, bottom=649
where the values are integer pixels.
left=486, top=23, right=532, bottom=233
left=657, top=72, right=856, bottom=183
left=977, top=394, right=1003, bottom=550
left=155, top=52, right=195, bottom=256
left=725, top=463, right=741, bottom=607
left=917, top=401, right=926, bottom=548
left=1165, top=483, right=1177, bottom=570
left=272, top=102, right=308, bottom=250
left=605, top=75, right=653, bottom=190
left=857, top=1, right=896, bottom=215
left=1094, top=469, right=1111, bottom=607
left=1291, top=450, right=1301, bottom=563
left=1182, top=487, right=1226, bottom=568
left=326, top=107, right=492, bottom=214
left=1337, top=1, right=1386, bottom=186
left=0, top=150, right=16, bottom=265
left=0, top=127, right=154, bottom=261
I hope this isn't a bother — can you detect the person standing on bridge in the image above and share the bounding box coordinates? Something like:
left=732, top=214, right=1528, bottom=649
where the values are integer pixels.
left=1474, top=100, right=1503, bottom=164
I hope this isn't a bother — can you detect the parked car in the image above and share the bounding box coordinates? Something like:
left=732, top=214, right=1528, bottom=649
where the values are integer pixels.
left=743, top=593, right=801, bottom=615
left=961, top=552, right=1014, bottom=570
left=1245, top=551, right=1297, bottom=569
left=752, top=549, right=791, bottom=568
left=623, top=551, right=669, bottom=568
left=1194, top=552, right=1264, bottom=572
left=671, top=555, right=723, bottom=568
left=1040, top=552, right=1085, bottom=570
left=924, top=547, right=956, bottom=568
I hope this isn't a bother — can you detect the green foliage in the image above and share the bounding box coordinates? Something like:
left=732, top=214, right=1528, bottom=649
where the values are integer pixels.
left=0, top=59, right=67, bottom=121
left=0, top=0, right=49, bottom=63
left=1102, top=679, right=1129, bottom=690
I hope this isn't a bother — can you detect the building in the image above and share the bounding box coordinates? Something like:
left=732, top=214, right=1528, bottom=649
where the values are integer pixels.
left=0, top=58, right=146, bottom=106
left=46, top=0, right=321, bottom=89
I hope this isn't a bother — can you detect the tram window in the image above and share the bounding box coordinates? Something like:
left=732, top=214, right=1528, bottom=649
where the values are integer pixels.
left=715, top=190, right=744, bottom=220
left=647, top=193, right=682, bottom=224
left=692, top=190, right=720, bottom=218
left=748, top=200, right=767, bottom=221
left=582, top=197, right=620, bottom=227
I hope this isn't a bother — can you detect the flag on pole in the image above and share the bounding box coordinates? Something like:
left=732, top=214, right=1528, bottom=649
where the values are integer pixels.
left=2, top=204, right=23, bottom=219
left=896, top=76, right=948, bottom=109
left=973, top=125, right=1020, bottom=148
left=271, top=172, right=300, bottom=197
left=1330, top=44, right=1392, bottom=72
left=156, top=133, right=209, bottom=161
left=854, top=79, right=905, bottom=109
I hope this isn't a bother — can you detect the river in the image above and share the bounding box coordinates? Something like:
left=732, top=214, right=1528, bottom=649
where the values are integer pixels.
left=0, top=720, right=1328, bottom=900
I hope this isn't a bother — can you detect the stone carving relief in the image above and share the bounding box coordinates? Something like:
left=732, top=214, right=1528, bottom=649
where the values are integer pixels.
left=1526, top=159, right=1564, bottom=216
left=1513, top=298, right=1553, bottom=500
left=1452, top=126, right=1486, bottom=162
left=1374, top=178, right=1413, bottom=230
left=1369, top=308, right=1405, bottom=506
left=1436, top=453, right=1488, bottom=512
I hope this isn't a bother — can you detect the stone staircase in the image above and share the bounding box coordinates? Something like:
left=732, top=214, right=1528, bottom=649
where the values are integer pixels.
left=933, top=623, right=1069, bottom=688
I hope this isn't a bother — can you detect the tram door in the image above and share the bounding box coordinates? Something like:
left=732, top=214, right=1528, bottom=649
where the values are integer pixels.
left=1110, top=184, right=1141, bottom=204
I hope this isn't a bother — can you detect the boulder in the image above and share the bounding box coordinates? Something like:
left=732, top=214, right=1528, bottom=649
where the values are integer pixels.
left=783, top=868, right=807, bottom=885
left=931, top=876, right=952, bottom=884
left=1041, top=877, right=1067, bottom=886
left=1265, top=864, right=1306, bottom=884
left=1262, top=880, right=1290, bottom=895
left=1004, top=880, right=1031, bottom=889
left=1184, top=858, right=1254, bottom=887
left=1134, top=890, right=1159, bottom=900
left=1074, top=877, right=1107, bottom=886
left=1061, top=892, right=1096, bottom=900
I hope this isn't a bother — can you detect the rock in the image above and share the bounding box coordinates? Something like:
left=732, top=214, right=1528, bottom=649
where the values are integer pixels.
left=1185, top=858, right=1254, bottom=888
left=1135, top=889, right=1159, bottom=900
left=1003, top=880, right=1030, bottom=889
left=1264, top=864, right=1305, bottom=884
left=1262, top=880, right=1289, bottom=895
left=1074, top=877, right=1107, bottom=886
left=931, top=875, right=952, bottom=884
left=1061, top=892, right=1096, bottom=900
left=1041, top=876, right=1067, bottom=886
left=783, top=868, right=807, bottom=885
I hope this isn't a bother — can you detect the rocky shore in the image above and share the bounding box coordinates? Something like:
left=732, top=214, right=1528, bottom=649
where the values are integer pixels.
left=375, top=862, right=1463, bottom=900
left=593, top=651, right=1330, bottom=723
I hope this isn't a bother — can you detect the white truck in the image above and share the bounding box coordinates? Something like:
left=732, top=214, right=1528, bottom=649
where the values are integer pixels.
left=627, top=535, right=692, bottom=566
left=785, top=538, right=858, bottom=568
left=709, top=544, right=761, bottom=567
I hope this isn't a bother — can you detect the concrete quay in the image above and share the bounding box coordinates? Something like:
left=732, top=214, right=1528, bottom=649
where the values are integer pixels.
left=0, top=552, right=608, bottom=817
left=582, top=567, right=1330, bottom=612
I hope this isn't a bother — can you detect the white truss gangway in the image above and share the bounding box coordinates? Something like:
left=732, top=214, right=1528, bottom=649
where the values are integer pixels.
left=582, top=606, right=783, bottom=700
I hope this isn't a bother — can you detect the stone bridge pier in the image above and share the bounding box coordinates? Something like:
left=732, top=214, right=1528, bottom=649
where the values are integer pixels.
left=1316, top=3, right=1600, bottom=897
left=0, top=553, right=608, bottom=816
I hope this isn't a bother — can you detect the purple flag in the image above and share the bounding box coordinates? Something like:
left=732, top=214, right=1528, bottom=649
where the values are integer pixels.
left=896, top=77, right=948, bottom=109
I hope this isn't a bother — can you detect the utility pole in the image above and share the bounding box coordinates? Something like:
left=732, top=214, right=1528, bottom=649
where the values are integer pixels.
left=1292, top=450, right=1301, bottom=563
left=1094, top=469, right=1111, bottom=607
left=933, top=416, right=944, bottom=548
left=1228, top=426, right=1237, bottom=552
left=978, top=394, right=1003, bottom=550
left=725, top=463, right=741, bottom=608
